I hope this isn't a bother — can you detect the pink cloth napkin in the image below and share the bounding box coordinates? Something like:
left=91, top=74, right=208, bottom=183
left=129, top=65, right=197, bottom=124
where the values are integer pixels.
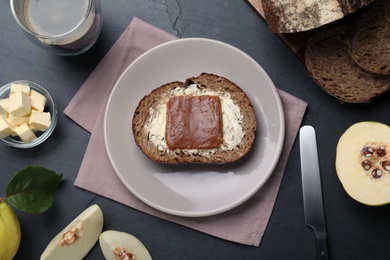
left=64, top=17, right=307, bottom=246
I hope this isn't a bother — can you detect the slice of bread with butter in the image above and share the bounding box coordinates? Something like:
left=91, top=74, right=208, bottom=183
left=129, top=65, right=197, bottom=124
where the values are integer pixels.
left=132, top=73, right=257, bottom=164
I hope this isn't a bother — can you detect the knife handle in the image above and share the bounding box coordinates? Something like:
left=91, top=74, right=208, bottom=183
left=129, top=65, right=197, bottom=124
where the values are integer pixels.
left=316, top=237, right=329, bottom=260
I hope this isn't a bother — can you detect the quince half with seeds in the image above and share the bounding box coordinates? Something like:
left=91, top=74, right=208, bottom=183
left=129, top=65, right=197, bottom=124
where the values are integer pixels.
left=41, top=204, right=103, bottom=260
left=336, top=121, right=390, bottom=206
left=99, top=230, right=152, bottom=260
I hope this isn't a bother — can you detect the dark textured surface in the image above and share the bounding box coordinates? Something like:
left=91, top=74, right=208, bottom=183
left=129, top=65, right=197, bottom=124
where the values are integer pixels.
left=0, top=0, right=389, bottom=259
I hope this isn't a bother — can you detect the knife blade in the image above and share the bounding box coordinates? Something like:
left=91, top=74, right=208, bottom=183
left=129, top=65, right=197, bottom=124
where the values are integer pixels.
left=299, top=125, right=329, bottom=260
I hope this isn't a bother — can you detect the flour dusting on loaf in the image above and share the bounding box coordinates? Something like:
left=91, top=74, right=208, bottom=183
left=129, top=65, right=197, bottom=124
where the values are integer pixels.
left=262, top=0, right=375, bottom=33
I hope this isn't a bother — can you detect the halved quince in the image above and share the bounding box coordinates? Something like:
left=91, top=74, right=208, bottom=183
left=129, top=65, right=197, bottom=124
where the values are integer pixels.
left=41, top=204, right=104, bottom=259
left=336, top=121, right=390, bottom=206
left=99, top=230, right=152, bottom=260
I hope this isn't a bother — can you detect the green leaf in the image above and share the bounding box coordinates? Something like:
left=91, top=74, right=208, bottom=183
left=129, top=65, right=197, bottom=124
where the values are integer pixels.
left=5, top=165, right=63, bottom=214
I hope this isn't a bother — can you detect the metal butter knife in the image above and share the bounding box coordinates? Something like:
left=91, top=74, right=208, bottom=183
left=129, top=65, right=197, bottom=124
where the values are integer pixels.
left=299, top=126, right=330, bottom=260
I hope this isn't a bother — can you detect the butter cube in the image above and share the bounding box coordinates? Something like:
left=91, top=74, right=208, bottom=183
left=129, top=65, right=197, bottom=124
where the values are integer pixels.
left=30, top=90, right=47, bottom=111
left=29, top=110, right=51, bottom=131
left=0, top=109, right=7, bottom=118
left=0, top=115, right=15, bottom=138
left=14, top=123, right=36, bottom=143
left=0, top=98, right=8, bottom=118
left=8, top=91, right=31, bottom=117
left=0, top=98, right=8, bottom=111
left=10, top=83, right=30, bottom=95
left=5, top=118, right=18, bottom=136
left=8, top=112, right=30, bottom=126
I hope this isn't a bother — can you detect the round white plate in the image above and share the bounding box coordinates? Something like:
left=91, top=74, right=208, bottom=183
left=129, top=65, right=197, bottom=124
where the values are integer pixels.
left=104, top=38, right=285, bottom=217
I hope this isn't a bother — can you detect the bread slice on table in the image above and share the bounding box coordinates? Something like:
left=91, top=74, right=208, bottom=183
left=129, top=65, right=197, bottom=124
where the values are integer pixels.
left=305, top=24, right=390, bottom=103
left=262, top=0, right=375, bottom=33
left=348, top=0, right=390, bottom=75
left=132, top=73, right=257, bottom=164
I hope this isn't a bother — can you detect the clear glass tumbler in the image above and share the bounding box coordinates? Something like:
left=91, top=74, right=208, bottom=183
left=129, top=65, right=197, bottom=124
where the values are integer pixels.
left=10, top=0, right=103, bottom=56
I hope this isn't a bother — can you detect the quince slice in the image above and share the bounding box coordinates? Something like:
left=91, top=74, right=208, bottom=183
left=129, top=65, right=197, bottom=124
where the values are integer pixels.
left=41, top=204, right=103, bottom=260
left=99, top=230, right=152, bottom=260
left=336, top=121, right=390, bottom=206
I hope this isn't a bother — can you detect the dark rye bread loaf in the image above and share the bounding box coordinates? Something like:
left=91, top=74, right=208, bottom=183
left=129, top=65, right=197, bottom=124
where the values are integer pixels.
left=348, top=0, right=390, bottom=75
left=262, top=0, right=376, bottom=33
left=132, top=73, right=257, bottom=164
left=305, top=24, right=390, bottom=103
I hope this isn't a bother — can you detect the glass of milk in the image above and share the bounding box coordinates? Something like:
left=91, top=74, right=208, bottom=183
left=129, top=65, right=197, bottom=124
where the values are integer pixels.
left=10, top=0, right=103, bottom=56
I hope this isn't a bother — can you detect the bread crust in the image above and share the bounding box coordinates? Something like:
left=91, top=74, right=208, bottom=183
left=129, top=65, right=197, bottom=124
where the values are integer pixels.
left=132, top=73, right=257, bottom=164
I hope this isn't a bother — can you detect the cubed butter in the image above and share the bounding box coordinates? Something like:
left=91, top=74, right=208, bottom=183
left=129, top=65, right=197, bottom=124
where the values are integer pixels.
left=8, top=112, right=30, bottom=126
left=10, top=83, right=30, bottom=95
left=0, top=98, right=8, bottom=110
left=8, top=90, right=31, bottom=117
left=5, top=118, right=19, bottom=136
left=0, top=115, right=15, bottom=138
left=29, top=110, right=51, bottom=131
left=30, top=89, right=47, bottom=111
left=0, top=98, right=8, bottom=117
left=0, top=108, right=5, bottom=118
left=0, top=84, right=51, bottom=143
left=14, top=123, right=36, bottom=143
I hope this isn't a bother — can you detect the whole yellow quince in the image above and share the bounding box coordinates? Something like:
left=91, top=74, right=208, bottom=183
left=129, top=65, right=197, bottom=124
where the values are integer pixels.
left=0, top=200, right=21, bottom=260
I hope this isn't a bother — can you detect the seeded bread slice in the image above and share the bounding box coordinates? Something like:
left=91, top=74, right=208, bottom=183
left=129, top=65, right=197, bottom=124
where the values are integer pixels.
left=132, top=73, right=257, bottom=164
left=348, top=0, right=390, bottom=75
left=305, top=24, right=390, bottom=103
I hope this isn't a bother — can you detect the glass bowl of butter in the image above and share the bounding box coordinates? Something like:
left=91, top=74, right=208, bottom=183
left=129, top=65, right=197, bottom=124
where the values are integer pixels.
left=0, top=80, right=57, bottom=148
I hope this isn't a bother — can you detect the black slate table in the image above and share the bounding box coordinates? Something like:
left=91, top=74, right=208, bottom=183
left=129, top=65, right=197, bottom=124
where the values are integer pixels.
left=1, top=1, right=389, bottom=259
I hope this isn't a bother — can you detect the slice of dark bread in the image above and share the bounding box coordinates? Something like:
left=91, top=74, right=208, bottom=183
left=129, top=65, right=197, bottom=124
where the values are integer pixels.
left=262, top=0, right=375, bottom=33
left=348, top=0, right=390, bottom=75
left=132, top=73, right=257, bottom=164
left=305, top=24, right=390, bottom=103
